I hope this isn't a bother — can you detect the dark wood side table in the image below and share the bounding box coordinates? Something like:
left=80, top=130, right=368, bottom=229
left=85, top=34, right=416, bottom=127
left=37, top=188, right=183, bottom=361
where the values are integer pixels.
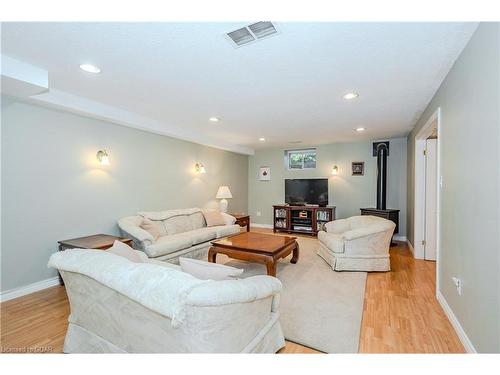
left=360, top=208, right=400, bottom=246
left=230, top=214, right=250, bottom=232
left=57, top=234, right=133, bottom=284
left=58, top=234, right=133, bottom=251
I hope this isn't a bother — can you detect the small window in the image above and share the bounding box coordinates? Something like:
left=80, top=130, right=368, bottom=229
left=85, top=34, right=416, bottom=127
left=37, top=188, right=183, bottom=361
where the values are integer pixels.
left=285, top=149, right=316, bottom=170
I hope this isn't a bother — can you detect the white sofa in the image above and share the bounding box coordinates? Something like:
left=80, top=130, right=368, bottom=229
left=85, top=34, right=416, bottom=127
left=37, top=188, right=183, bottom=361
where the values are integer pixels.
left=118, top=208, right=240, bottom=264
left=48, top=249, right=285, bottom=353
left=317, top=215, right=395, bottom=272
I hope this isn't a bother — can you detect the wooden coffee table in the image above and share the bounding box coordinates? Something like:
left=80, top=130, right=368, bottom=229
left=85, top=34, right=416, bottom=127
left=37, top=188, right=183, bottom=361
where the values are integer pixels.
left=208, top=232, right=299, bottom=277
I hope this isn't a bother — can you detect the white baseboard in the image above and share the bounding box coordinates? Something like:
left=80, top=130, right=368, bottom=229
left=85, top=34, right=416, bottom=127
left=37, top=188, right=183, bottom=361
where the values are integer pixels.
left=0, top=276, right=61, bottom=303
left=253, top=224, right=409, bottom=242
left=436, top=290, right=476, bottom=353
left=251, top=223, right=273, bottom=229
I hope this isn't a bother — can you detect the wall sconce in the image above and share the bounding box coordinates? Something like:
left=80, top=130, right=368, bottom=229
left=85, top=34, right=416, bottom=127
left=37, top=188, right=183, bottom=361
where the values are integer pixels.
left=195, top=162, right=206, bottom=174
left=331, top=165, right=338, bottom=175
left=96, top=150, right=110, bottom=166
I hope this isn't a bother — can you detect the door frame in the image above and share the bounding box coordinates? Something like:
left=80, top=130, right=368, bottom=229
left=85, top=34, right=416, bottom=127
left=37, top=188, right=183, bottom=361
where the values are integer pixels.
left=414, top=107, right=441, bottom=290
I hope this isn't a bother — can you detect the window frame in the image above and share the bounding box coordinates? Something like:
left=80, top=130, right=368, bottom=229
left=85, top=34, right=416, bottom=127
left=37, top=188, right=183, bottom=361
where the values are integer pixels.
left=285, top=148, right=317, bottom=170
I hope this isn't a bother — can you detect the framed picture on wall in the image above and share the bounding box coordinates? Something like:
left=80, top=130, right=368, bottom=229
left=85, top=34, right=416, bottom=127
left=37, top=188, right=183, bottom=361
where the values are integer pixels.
left=352, top=162, right=364, bottom=176
left=259, top=167, right=271, bottom=181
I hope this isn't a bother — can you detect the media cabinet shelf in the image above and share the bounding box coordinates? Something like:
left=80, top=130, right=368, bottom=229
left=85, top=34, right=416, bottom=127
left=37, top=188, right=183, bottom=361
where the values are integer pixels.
left=273, top=205, right=336, bottom=236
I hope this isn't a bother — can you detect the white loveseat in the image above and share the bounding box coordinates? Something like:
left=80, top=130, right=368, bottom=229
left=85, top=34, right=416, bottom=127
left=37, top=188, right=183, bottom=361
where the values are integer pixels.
left=118, top=208, right=240, bottom=264
left=48, top=249, right=285, bottom=353
left=317, top=215, right=396, bottom=272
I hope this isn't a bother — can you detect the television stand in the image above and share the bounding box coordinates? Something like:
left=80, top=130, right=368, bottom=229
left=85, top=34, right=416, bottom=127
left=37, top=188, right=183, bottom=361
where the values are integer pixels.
left=273, top=205, right=336, bottom=236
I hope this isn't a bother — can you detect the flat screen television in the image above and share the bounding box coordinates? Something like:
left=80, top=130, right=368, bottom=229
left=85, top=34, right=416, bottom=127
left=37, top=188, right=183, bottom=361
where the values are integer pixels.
left=285, top=178, right=328, bottom=207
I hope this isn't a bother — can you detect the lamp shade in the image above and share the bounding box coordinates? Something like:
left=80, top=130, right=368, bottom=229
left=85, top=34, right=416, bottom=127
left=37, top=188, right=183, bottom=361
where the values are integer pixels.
left=216, top=185, right=232, bottom=199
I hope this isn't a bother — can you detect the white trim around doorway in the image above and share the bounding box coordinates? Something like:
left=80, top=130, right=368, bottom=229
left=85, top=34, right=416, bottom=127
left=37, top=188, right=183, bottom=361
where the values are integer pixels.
left=414, top=107, right=441, bottom=291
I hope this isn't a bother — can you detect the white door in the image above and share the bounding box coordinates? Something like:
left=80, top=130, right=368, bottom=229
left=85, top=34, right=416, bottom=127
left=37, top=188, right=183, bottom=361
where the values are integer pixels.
left=424, top=138, right=437, bottom=261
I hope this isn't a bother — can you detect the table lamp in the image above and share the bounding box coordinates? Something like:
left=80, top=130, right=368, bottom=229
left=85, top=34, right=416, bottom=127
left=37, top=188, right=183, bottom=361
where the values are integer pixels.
left=216, top=185, right=232, bottom=213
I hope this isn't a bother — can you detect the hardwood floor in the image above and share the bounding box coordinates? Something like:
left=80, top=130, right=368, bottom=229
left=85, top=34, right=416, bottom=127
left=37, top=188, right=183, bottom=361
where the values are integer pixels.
left=0, top=229, right=464, bottom=354
left=1, top=285, right=69, bottom=353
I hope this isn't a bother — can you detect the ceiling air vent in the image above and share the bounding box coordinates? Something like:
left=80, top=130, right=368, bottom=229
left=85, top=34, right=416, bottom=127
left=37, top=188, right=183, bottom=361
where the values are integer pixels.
left=227, top=27, right=255, bottom=46
left=248, top=22, right=277, bottom=39
left=226, top=22, right=278, bottom=48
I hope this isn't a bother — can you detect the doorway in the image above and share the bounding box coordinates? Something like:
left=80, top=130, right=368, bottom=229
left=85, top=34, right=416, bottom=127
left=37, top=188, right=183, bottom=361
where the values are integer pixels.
left=414, top=108, right=441, bottom=289
left=424, top=137, right=437, bottom=260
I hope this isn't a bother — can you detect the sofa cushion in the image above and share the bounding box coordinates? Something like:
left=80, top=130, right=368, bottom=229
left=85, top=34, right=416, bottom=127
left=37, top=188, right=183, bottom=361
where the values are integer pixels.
left=190, top=227, right=217, bottom=245
left=164, top=215, right=192, bottom=235
left=145, top=233, right=193, bottom=258
left=107, top=240, right=146, bottom=263
left=179, top=257, right=243, bottom=280
left=147, top=258, right=182, bottom=271
left=214, top=224, right=241, bottom=238
left=189, top=211, right=206, bottom=230
left=140, top=219, right=161, bottom=241
left=202, top=210, right=225, bottom=227
left=138, top=208, right=201, bottom=221
left=154, top=220, right=168, bottom=236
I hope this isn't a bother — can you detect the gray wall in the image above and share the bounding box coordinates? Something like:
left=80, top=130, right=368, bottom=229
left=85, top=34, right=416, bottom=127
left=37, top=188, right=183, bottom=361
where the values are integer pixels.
left=407, top=23, right=499, bottom=352
left=1, top=98, right=248, bottom=292
left=248, top=138, right=407, bottom=236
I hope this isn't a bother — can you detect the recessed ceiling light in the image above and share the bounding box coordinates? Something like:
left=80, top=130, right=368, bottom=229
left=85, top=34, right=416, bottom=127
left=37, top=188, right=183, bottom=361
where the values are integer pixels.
left=79, top=64, right=101, bottom=74
left=356, top=127, right=366, bottom=132
left=259, top=137, right=266, bottom=142
left=209, top=117, right=220, bottom=123
left=343, top=92, right=359, bottom=100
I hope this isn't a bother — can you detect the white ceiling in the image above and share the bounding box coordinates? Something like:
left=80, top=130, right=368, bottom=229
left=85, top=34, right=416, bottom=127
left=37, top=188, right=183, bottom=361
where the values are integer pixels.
left=1, top=22, right=477, bottom=153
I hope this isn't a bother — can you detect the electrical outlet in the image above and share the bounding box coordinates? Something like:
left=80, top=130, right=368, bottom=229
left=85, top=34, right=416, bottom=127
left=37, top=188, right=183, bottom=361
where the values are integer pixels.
left=256, top=211, right=261, bottom=217
left=452, top=277, right=462, bottom=296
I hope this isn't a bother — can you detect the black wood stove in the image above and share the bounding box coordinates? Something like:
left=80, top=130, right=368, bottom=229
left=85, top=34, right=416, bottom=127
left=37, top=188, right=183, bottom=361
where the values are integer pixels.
left=360, top=141, right=400, bottom=241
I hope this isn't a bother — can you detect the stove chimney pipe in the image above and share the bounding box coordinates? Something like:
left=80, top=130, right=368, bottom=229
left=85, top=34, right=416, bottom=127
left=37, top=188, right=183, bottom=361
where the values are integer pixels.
left=374, top=142, right=389, bottom=210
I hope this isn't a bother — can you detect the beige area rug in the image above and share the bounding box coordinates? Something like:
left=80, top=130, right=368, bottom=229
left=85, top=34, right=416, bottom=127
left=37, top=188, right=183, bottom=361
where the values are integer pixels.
left=220, top=236, right=367, bottom=353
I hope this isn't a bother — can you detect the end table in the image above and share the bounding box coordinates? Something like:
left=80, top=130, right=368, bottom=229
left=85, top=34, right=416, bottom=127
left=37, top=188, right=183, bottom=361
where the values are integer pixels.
left=57, top=234, right=133, bottom=285
left=230, top=214, right=250, bottom=232
left=58, top=234, right=133, bottom=252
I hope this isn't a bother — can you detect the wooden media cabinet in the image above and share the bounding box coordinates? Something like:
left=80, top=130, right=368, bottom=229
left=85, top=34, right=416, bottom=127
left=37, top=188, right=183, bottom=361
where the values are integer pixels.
left=273, top=205, right=336, bottom=236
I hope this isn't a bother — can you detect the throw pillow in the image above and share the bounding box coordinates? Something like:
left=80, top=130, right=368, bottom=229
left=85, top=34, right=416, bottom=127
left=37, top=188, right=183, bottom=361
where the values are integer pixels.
left=140, top=218, right=161, bottom=241
left=107, top=240, right=145, bottom=263
left=202, top=210, right=225, bottom=227
left=179, top=257, right=243, bottom=280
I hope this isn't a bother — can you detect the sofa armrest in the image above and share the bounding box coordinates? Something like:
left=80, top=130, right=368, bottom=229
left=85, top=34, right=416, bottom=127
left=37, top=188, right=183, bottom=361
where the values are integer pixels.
left=342, top=223, right=395, bottom=241
left=318, top=231, right=345, bottom=253
left=324, top=218, right=350, bottom=234
left=122, top=226, right=154, bottom=246
left=182, top=275, right=282, bottom=309
left=221, top=212, right=237, bottom=226
left=118, top=217, right=155, bottom=249
left=172, top=275, right=283, bottom=352
left=172, top=275, right=284, bottom=353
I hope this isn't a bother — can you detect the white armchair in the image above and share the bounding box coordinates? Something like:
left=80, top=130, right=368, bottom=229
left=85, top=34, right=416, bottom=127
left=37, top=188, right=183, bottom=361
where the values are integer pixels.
left=317, top=215, right=395, bottom=272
